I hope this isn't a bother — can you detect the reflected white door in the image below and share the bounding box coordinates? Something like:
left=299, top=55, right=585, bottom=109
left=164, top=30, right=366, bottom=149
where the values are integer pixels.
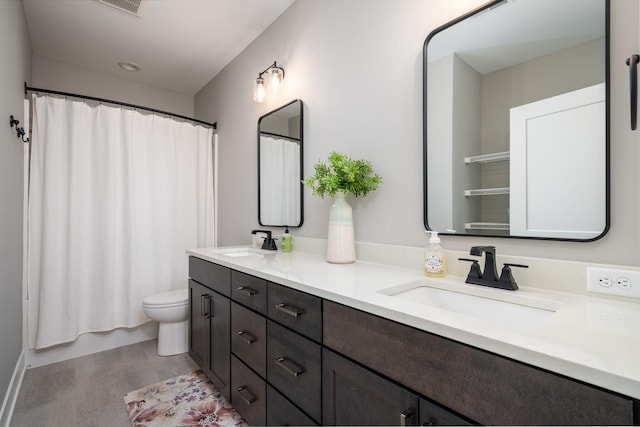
left=510, top=83, right=606, bottom=239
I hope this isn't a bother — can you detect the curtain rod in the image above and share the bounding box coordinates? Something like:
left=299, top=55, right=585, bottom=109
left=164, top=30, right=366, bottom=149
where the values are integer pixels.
left=24, top=82, right=217, bottom=130
left=260, top=131, right=301, bottom=143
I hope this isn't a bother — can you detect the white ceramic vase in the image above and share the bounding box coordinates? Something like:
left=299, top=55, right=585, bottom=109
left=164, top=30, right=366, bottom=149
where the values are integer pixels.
left=326, top=193, right=356, bottom=264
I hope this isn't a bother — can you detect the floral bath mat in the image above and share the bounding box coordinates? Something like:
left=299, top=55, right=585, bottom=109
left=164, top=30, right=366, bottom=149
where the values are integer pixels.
left=124, top=369, right=247, bottom=427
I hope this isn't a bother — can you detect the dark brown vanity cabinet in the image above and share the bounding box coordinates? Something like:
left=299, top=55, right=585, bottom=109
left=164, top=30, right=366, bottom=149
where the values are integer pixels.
left=189, top=256, right=637, bottom=426
left=188, top=257, right=231, bottom=399
left=323, top=300, right=635, bottom=426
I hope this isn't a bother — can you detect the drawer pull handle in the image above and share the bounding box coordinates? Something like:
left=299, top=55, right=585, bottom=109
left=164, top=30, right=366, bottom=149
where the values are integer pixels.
left=202, top=295, right=213, bottom=319
left=236, top=330, right=256, bottom=344
left=400, top=409, right=414, bottom=426
left=276, top=356, right=304, bottom=377
left=235, top=386, right=256, bottom=404
left=200, top=295, right=205, bottom=317
left=275, top=303, right=304, bottom=318
left=236, top=286, right=257, bottom=296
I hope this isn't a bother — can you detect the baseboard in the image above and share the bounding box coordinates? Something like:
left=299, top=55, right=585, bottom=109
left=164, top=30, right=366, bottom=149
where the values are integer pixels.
left=0, top=350, right=26, bottom=427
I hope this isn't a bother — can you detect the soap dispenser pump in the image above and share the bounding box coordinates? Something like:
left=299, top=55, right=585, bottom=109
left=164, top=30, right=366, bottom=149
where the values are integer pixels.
left=424, top=231, right=446, bottom=277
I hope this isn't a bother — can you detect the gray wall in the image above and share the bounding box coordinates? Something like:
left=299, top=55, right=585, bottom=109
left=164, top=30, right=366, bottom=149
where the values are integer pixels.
left=201, top=0, right=639, bottom=266
left=0, top=0, right=31, bottom=403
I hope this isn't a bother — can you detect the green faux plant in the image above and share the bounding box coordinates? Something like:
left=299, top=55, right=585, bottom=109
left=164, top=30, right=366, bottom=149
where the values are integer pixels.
left=303, top=151, right=382, bottom=198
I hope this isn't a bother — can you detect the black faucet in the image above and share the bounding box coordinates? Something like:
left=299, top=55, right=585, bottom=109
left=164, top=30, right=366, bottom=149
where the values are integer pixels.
left=251, top=229, right=277, bottom=251
left=459, top=246, right=528, bottom=291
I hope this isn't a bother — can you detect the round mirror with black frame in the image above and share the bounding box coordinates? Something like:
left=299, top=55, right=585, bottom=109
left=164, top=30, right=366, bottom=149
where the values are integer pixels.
left=423, top=0, right=609, bottom=241
left=258, top=99, right=303, bottom=227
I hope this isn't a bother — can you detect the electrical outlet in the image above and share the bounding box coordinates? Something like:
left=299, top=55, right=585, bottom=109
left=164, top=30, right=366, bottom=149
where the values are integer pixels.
left=587, top=267, right=640, bottom=299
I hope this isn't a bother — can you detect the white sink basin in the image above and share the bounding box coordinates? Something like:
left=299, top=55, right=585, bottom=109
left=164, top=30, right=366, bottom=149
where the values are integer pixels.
left=219, top=249, right=265, bottom=258
left=378, top=279, right=557, bottom=331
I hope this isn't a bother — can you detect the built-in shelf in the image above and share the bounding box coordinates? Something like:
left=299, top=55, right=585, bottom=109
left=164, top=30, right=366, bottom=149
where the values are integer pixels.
left=464, top=187, right=510, bottom=197
left=465, top=222, right=510, bottom=231
left=464, top=151, right=510, bottom=164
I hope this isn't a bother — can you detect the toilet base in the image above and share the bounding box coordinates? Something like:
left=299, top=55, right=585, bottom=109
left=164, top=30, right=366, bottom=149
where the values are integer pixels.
left=157, top=319, right=188, bottom=356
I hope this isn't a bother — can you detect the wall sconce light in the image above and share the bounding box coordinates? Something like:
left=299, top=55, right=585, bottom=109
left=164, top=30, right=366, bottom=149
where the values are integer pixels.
left=253, top=61, right=285, bottom=103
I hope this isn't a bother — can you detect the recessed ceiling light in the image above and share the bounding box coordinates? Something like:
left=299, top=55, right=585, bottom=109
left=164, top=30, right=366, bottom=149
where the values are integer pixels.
left=118, top=61, right=140, bottom=72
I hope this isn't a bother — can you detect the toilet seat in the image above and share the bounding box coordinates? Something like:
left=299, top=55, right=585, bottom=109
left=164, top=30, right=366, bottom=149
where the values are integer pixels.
left=143, top=289, right=188, bottom=309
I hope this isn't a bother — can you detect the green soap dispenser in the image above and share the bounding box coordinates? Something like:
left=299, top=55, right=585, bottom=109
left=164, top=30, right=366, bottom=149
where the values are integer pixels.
left=282, top=227, right=292, bottom=252
left=424, top=231, right=446, bottom=277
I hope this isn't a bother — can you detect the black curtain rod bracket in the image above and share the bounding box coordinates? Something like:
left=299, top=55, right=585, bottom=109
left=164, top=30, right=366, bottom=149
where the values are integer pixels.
left=24, top=82, right=217, bottom=130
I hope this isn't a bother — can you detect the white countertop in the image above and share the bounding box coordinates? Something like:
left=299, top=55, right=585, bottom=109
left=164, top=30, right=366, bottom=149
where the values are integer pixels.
left=186, top=246, right=640, bottom=400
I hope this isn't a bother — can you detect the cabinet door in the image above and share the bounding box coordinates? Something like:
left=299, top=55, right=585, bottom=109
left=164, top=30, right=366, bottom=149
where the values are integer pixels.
left=188, top=279, right=210, bottom=369
left=208, top=290, right=231, bottom=400
left=322, top=348, right=419, bottom=426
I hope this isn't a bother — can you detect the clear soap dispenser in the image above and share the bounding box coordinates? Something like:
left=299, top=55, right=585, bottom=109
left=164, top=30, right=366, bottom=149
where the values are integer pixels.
left=424, top=231, right=446, bottom=277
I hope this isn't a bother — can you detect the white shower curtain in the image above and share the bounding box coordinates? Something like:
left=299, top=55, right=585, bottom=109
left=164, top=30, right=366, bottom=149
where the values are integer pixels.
left=27, top=95, right=214, bottom=350
left=260, top=134, right=300, bottom=226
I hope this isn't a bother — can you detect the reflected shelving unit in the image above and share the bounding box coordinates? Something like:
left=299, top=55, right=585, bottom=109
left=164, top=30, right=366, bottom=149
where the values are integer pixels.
left=463, top=151, right=510, bottom=233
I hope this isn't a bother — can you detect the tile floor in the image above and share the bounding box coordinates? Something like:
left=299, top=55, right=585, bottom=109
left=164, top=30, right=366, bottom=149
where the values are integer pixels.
left=10, top=339, right=199, bottom=427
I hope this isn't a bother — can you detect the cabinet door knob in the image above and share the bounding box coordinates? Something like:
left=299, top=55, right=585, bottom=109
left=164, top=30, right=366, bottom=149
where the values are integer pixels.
left=202, top=294, right=213, bottom=319
left=235, top=386, right=256, bottom=404
left=275, top=303, right=304, bottom=318
left=236, top=330, right=256, bottom=344
left=400, top=409, right=414, bottom=426
left=236, top=286, right=257, bottom=296
left=276, top=356, right=304, bottom=377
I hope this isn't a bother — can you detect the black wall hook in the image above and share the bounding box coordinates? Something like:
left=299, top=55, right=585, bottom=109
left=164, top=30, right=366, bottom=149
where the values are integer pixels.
left=9, top=115, right=29, bottom=143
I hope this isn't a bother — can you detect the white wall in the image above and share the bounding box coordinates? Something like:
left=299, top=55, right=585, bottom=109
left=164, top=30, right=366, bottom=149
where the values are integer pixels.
left=195, top=0, right=640, bottom=267
left=32, top=55, right=194, bottom=117
left=0, top=0, right=31, bottom=411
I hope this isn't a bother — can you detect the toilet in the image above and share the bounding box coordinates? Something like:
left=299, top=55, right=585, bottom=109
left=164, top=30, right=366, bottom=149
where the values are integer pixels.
left=143, top=288, right=189, bottom=356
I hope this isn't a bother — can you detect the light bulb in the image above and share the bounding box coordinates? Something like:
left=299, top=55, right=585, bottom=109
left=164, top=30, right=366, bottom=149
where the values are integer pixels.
left=253, top=77, right=266, bottom=103
left=269, top=67, right=283, bottom=94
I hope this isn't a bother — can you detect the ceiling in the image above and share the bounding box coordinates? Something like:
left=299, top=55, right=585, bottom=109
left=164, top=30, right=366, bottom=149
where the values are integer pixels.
left=22, top=0, right=296, bottom=96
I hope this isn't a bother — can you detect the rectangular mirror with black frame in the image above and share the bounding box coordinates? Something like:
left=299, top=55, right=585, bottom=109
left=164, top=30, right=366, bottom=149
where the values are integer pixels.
left=258, top=99, right=303, bottom=227
left=424, top=0, right=609, bottom=241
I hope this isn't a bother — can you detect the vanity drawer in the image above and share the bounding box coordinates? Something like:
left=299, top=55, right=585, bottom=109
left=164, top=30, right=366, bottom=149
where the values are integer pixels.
left=231, top=355, right=265, bottom=426
left=266, top=385, right=317, bottom=426
left=231, top=302, right=266, bottom=378
left=267, top=282, right=322, bottom=342
left=189, top=256, right=231, bottom=297
left=267, top=320, right=321, bottom=423
left=323, top=301, right=634, bottom=426
left=231, top=270, right=267, bottom=314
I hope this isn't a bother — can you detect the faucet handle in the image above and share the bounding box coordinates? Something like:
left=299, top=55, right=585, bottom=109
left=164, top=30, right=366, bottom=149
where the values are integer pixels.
left=459, top=258, right=482, bottom=281
left=498, top=263, right=528, bottom=290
